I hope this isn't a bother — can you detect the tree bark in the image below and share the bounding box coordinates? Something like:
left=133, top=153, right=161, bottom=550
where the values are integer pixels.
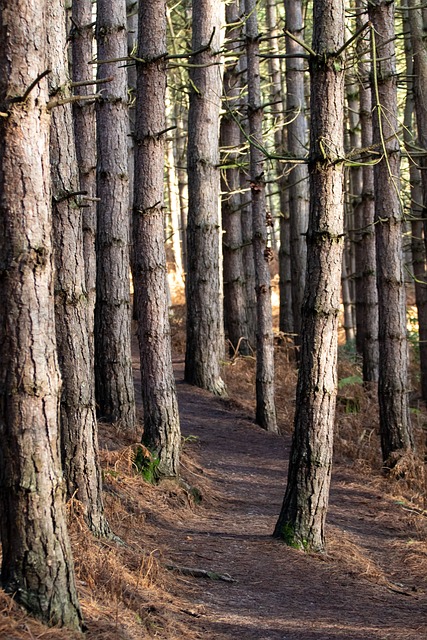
left=95, top=0, right=136, bottom=428
left=284, top=0, right=309, bottom=342
left=185, top=0, right=226, bottom=395
left=133, top=0, right=181, bottom=477
left=274, top=0, right=345, bottom=552
left=368, top=0, right=413, bottom=463
left=355, top=1, right=379, bottom=383
left=407, top=0, right=427, bottom=403
left=245, top=0, right=278, bottom=433
left=71, top=0, right=97, bottom=358
left=221, top=1, right=250, bottom=356
left=47, top=0, right=110, bottom=538
left=0, top=1, right=82, bottom=628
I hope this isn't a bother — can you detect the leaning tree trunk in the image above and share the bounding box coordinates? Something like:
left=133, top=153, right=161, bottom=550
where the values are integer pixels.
left=95, top=0, right=136, bottom=428
left=284, top=0, right=309, bottom=343
left=274, top=0, right=345, bottom=552
left=245, top=0, right=278, bottom=433
left=133, top=0, right=181, bottom=477
left=221, top=0, right=250, bottom=356
left=0, top=0, right=82, bottom=628
left=368, top=0, right=413, bottom=464
left=185, top=0, right=226, bottom=395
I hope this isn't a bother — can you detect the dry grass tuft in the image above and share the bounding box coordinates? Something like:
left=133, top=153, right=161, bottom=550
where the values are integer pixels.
left=327, top=525, right=387, bottom=586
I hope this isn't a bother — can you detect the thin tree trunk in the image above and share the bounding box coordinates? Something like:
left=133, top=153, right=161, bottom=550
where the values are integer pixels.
left=185, top=0, right=226, bottom=395
left=0, top=1, right=82, bottom=627
left=355, top=1, right=379, bottom=383
left=48, top=0, right=110, bottom=537
left=403, top=5, right=427, bottom=404
left=221, top=1, right=250, bottom=355
left=284, top=0, right=309, bottom=342
left=95, top=0, right=136, bottom=428
left=71, top=0, right=97, bottom=357
left=408, top=0, right=427, bottom=260
left=133, top=0, right=181, bottom=477
left=245, top=0, right=278, bottom=433
left=274, top=0, right=345, bottom=552
left=368, top=0, right=413, bottom=463
left=407, top=0, right=427, bottom=403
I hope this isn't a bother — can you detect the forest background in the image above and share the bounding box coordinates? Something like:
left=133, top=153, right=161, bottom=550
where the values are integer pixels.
left=0, top=0, right=426, bottom=637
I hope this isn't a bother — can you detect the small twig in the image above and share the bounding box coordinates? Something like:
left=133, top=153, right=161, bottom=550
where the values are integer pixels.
left=54, top=190, right=87, bottom=204
left=9, top=69, right=51, bottom=104
left=284, top=29, right=316, bottom=57
left=47, top=93, right=101, bottom=110
left=70, top=76, right=113, bottom=88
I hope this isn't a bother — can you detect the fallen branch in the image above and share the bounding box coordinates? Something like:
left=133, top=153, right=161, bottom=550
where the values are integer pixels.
left=165, top=564, right=236, bottom=583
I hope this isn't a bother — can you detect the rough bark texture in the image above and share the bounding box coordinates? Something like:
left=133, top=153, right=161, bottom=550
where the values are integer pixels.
left=238, top=34, right=258, bottom=349
left=369, top=0, right=413, bottom=462
left=407, top=0, right=427, bottom=403
left=0, top=1, right=82, bottom=628
left=355, top=2, right=379, bottom=383
left=274, top=0, right=345, bottom=552
left=245, top=0, right=278, bottom=433
left=47, top=0, right=110, bottom=538
left=284, top=0, right=309, bottom=341
left=95, top=0, right=136, bottom=428
left=221, top=1, right=250, bottom=356
left=133, top=0, right=181, bottom=477
left=408, top=0, right=427, bottom=259
left=185, top=0, right=226, bottom=395
left=71, top=0, right=97, bottom=352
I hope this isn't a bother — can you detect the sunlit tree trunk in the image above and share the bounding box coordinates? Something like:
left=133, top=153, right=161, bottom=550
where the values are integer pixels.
left=274, top=0, right=345, bottom=552
left=48, top=0, right=110, bottom=537
left=245, top=0, right=278, bottom=432
left=71, top=0, right=97, bottom=356
left=368, top=0, right=413, bottom=463
left=95, top=0, right=136, bottom=428
left=355, top=1, right=379, bottom=382
left=185, top=0, right=226, bottom=395
left=133, top=0, right=181, bottom=477
left=0, top=1, right=82, bottom=627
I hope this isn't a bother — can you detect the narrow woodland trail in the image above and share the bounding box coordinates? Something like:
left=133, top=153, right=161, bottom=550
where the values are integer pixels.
left=152, top=359, right=427, bottom=640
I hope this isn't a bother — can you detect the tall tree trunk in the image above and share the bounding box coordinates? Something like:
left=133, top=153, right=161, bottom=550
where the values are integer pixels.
left=245, top=0, right=278, bottom=433
left=284, top=0, right=309, bottom=342
left=368, top=0, right=413, bottom=463
left=185, top=0, right=226, bottom=395
left=407, top=0, right=427, bottom=404
left=274, top=0, right=345, bottom=552
left=48, top=0, right=110, bottom=537
left=133, top=0, right=181, bottom=477
left=71, top=0, right=97, bottom=358
left=264, top=0, right=292, bottom=337
left=95, top=0, right=136, bottom=428
left=0, top=1, right=82, bottom=627
left=355, top=1, right=379, bottom=382
left=221, top=1, right=250, bottom=355
left=239, top=40, right=258, bottom=349
left=408, top=0, right=427, bottom=259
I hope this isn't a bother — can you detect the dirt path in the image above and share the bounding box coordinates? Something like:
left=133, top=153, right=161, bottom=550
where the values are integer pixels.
left=151, top=359, right=427, bottom=640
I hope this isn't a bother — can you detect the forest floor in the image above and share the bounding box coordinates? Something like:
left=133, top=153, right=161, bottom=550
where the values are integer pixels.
left=1, top=302, right=427, bottom=639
